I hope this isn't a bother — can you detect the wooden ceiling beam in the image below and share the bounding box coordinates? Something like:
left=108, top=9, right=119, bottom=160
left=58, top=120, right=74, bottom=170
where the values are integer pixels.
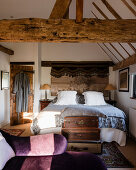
left=131, top=0, right=136, bottom=6
left=103, top=43, right=120, bottom=62
left=93, top=2, right=131, bottom=57
left=91, top=10, right=119, bottom=63
left=0, top=18, right=136, bottom=42
left=49, top=0, right=72, bottom=19
left=101, top=0, right=121, bottom=19
left=41, top=61, right=114, bottom=67
left=97, top=43, right=116, bottom=63
left=0, top=44, right=14, bottom=55
left=119, top=43, right=131, bottom=57
left=121, top=0, right=136, bottom=16
left=92, top=2, right=108, bottom=19
left=101, top=0, right=136, bottom=53
left=113, top=53, right=136, bottom=71
left=93, top=3, right=126, bottom=60
left=109, top=43, right=125, bottom=60
left=76, top=0, right=83, bottom=23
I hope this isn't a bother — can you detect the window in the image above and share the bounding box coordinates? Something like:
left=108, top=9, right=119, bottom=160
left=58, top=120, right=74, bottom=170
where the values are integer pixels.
left=132, top=74, right=136, bottom=98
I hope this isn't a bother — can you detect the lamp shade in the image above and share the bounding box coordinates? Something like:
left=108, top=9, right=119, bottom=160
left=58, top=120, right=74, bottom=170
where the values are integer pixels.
left=40, top=84, right=51, bottom=90
left=105, top=84, right=116, bottom=90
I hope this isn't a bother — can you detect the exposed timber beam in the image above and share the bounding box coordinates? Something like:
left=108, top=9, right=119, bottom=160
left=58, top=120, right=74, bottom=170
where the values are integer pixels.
left=93, top=2, right=131, bottom=57
left=131, top=0, right=136, bottom=6
left=97, top=43, right=116, bottom=63
left=110, top=43, right=125, bottom=60
left=76, top=0, right=83, bottom=23
left=92, top=3, right=125, bottom=60
left=0, top=18, right=136, bottom=42
left=41, top=61, right=114, bottom=67
left=103, top=43, right=120, bottom=62
left=121, top=0, right=136, bottom=16
left=92, top=2, right=108, bottom=19
left=113, top=54, right=136, bottom=71
left=101, top=0, right=121, bottom=18
left=101, top=0, right=136, bottom=53
left=0, top=44, right=14, bottom=55
left=49, top=0, right=72, bottom=19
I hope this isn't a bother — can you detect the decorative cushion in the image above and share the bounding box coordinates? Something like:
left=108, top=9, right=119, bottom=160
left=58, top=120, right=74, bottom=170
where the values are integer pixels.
left=55, top=91, right=77, bottom=105
left=0, top=130, right=67, bottom=156
left=83, top=91, right=107, bottom=106
left=76, top=94, right=85, bottom=104
left=0, top=132, right=15, bottom=170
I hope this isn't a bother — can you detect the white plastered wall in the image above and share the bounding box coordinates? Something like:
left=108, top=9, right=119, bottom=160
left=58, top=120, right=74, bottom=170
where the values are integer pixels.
left=0, top=52, right=10, bottom=127
left=115, top=64, right=136, bottom=115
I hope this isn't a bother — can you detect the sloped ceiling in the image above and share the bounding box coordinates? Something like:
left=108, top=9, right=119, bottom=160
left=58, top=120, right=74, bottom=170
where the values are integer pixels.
left=0, top=0, right=135, bottom=64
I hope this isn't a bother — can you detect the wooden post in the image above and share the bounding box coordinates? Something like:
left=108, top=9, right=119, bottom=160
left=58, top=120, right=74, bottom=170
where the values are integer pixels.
left=76, top=0, right=83, bottom=23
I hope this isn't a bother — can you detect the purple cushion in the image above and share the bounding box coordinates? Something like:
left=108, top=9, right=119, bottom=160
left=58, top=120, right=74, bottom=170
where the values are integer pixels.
left=3, top=152, right=107, bottom=170
left=0, top=130, right=67, bottom=156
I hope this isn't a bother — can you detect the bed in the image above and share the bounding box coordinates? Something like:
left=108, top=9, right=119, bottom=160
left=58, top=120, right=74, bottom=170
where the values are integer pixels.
left=31, top=101, right=127, bottom=146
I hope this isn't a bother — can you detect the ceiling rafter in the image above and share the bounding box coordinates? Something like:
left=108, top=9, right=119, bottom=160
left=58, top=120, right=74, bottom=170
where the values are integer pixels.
left=101, top=0, right=136, bottom=53
left=49, top=0, right=72, bottom=19
left=76, top=0, right=83, bottom=22
left=101, top=0, right=121, bottom=18
left=131, top=0, right=136, bottom=6
left=109, top=43, right=125, bottom=60
left=97, top=43, right=117, bottom=63
left=91, top=9, right=124, bottom=62
left=121, top=0, right=136, bottom=16
left=0, top=44, right=14, bottom=55
left=113, top=54, right=136, bottom=70
left=119, top=44, right=131, bottom=57
left=92, top=2, right=126, bottom=60
left=103, top=43, right=120, bottom=62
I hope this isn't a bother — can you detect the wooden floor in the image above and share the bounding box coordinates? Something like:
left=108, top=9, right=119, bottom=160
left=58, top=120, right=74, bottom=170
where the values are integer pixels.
left=3, top=123, right=136, bottom=170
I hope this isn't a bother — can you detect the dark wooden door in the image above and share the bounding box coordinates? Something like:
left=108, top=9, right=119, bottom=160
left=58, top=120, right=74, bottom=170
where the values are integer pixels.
left=10, top=64, right=34, bottom=125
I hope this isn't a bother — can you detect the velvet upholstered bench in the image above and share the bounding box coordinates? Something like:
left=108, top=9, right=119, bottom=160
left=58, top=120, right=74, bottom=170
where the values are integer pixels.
left=0, top=130, right=107, bottom=170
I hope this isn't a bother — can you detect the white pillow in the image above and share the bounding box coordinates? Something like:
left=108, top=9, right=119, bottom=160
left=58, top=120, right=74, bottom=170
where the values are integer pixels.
left=55, top=91, right=77, bottom=105
left=83, top=91, right=107, bottom=106
left=0, top=132, right=15, bottom=170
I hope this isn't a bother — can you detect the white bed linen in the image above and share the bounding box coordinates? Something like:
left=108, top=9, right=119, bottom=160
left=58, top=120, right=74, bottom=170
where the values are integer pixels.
left=31, top=103, right=126, bottom=146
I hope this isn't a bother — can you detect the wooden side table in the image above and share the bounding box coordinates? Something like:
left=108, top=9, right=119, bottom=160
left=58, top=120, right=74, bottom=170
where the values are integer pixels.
left=40, top=99, right=52, bottom=111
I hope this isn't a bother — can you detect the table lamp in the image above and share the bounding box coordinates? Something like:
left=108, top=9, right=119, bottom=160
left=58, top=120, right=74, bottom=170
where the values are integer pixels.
left=105, top=84, right=116, bottom=101
left=40, top=84, right=51, bottom=100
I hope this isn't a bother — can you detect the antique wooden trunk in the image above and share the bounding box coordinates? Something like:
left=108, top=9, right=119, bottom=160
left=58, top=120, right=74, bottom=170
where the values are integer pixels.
left=63, top=116, right=98, bottom=128
left=62, top=128, right=100, bottom=141
left=61, top=116, right=100, bottom=142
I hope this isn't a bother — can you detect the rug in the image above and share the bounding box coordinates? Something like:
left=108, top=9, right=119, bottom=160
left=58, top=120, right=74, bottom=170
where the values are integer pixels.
left=97, top=142, right=134, bottom=168
left=1, top=129, right=25, bottom=136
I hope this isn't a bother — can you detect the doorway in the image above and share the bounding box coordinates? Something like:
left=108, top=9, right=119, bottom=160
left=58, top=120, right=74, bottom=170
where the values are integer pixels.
left=10, top=64, right=34, bottom=125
